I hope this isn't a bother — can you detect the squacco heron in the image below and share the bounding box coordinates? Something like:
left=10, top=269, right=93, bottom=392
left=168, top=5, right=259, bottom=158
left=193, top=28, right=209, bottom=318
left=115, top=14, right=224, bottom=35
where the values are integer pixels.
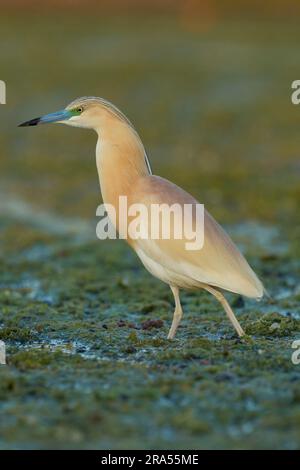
left=19, top=97, right=265, bottom=339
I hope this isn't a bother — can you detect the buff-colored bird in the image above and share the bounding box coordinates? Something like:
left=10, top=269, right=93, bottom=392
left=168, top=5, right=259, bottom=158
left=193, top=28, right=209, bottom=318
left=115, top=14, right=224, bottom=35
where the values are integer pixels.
left=19, top=97, right=265, bottom=339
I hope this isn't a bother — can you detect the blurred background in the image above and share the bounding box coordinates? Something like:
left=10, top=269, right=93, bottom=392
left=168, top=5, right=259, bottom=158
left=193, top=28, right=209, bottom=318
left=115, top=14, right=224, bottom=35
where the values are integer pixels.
left=0, top=0, right=300, bottom=450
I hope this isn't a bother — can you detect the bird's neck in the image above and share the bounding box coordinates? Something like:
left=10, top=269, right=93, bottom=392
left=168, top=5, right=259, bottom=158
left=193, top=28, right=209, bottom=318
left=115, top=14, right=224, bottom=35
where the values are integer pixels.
left=95, top=118, right=150, bottom=208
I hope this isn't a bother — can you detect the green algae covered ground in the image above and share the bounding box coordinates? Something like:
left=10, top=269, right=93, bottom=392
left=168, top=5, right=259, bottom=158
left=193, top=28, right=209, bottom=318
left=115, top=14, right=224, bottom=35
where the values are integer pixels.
left=0, top=13, right=300, bottom=449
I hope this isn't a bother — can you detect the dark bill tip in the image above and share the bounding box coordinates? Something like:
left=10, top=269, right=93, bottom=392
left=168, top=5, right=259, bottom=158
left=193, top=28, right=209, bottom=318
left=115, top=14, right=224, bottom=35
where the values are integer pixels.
left=18, top=117, right=41, bottom=127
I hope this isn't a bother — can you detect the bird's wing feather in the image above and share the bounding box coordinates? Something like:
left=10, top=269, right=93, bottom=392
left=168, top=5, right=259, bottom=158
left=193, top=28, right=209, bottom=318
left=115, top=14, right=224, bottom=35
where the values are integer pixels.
left=129, top=175, right=264, bottom=298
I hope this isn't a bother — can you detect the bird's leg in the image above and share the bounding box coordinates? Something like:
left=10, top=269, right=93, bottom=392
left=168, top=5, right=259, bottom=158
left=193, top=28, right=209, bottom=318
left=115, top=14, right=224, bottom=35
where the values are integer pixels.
left=167, top=285, right=183, bottom=340
left=204, top=285, right=245, bottom=337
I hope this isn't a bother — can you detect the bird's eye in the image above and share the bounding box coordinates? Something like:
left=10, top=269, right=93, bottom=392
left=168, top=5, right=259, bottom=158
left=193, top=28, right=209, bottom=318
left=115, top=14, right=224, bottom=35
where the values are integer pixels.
left=76, top=107, right=83, bottom=113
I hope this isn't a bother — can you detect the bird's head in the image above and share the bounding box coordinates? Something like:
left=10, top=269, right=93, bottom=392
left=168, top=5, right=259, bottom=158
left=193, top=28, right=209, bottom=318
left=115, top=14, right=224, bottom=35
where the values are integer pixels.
left=18, top=96, right=131, bottom=131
